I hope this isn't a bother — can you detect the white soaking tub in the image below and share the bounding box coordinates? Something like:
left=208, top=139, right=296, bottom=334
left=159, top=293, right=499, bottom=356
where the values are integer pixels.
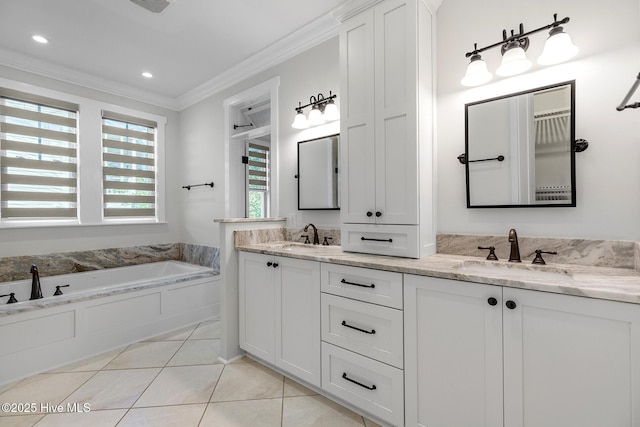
left=0, top=261, right=219, bottom=386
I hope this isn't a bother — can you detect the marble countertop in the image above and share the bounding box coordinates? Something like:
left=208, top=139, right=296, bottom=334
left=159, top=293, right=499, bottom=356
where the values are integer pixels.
left=236, top=241, right=640, bottom=305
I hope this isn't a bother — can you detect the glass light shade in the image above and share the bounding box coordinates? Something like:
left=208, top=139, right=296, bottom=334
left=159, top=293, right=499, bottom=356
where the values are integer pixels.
left=291, top=111, right=309, bottom=129
left=323, top=102, right=339, bottom=121
left=307, top=106, right=325, bottom=126
left=537, top=27, right=579, bottom=65
left=461, top=55, right=493, bottom=87
left=496, top=45, right=532, bottom=76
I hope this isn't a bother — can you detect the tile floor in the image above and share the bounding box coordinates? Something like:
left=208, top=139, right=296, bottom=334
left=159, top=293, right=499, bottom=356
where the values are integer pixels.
left=0, top=319, right=381, bottom=427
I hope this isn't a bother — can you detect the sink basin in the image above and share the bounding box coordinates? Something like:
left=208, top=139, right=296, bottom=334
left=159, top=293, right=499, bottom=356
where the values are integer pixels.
left=267, top=242, right=339, bottom=253
left=456, top=260, right=572, bottom=281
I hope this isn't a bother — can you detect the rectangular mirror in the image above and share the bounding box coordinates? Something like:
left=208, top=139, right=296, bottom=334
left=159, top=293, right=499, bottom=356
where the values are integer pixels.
left=297, top=134, right=340, bottom=210
left=464, top=81, right=576, bottom=208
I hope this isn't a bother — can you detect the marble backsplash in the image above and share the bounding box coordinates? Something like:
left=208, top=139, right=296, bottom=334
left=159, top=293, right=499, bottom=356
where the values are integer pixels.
left=0, top=243, right=220, bottom=282
left=234, top=227, right=341, bottom=247
left=437, top=234, right=637, bottom=270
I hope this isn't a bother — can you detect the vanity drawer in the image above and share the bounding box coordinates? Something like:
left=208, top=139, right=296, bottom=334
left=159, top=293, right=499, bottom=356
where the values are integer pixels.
left=321, top=293, right=403, bottom=368
left=321, top=263, right=403, bottom=309
left=341, top=223, right=419, bottom=258
left=322, top=342, right=404, bottom=427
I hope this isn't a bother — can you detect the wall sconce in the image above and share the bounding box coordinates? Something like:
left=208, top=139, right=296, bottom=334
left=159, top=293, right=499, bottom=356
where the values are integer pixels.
left=291, top=91, right=339, bottom=129
left=461, top=13, right=579, bottom=87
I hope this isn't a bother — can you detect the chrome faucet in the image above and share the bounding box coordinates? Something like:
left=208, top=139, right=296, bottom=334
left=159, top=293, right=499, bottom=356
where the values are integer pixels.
left=508, top=229, right=521, bottom=262
left=303, top=223, right=320, bottom=245
left=30, top=264, right=43, bottom=300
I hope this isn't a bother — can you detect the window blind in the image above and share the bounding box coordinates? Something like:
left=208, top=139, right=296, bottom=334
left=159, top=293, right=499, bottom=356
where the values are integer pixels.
left=102, top=110, right=157, bottom=218
left=0, top=88, right=79, bottom=219
left=247, top=143, right=269, bottom=191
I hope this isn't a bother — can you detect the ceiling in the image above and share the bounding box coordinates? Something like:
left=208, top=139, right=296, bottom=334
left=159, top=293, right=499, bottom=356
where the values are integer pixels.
left=0, top=0, right=350, bottom=109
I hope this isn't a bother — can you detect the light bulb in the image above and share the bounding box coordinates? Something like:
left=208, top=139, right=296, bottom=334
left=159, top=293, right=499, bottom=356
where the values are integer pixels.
left=291, top=111, right=309, bottom=129
left=323, top=101, right=339, bottom=121
left=496, top=42, right=532, bottom=76
left=538, top=27, right=579, bottom=65
left=461, top=54, right=493, bottom=87
left=307, top=106, right=325, bottom=126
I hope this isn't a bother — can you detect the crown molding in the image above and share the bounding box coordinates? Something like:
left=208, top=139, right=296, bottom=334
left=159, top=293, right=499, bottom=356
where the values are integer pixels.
left=0, top=47, right=179, bottom=110
left=331, top=0, right=385, bottom=22
left=175, top=13, right=340, bottom=110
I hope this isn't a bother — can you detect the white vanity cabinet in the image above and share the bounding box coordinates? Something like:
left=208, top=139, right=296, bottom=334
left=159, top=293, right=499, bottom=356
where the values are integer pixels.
left=339, top=0, right=436, bottom=258
left=238, top=251, right=321, bottom=387
left=404, top=274, right=640, bottom=427
left=321, top=263, right=405, bottom=426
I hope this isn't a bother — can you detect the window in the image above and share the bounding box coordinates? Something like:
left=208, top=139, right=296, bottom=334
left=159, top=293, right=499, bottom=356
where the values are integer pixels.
left=0, top=88, right=78, bottom=219
left=246, top=141, right=270, bottom=218
left=102, top=111, right=157, bottom=218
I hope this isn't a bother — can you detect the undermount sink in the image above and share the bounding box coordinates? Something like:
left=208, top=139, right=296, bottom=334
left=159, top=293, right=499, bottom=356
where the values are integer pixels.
left=268, top=242, right=338, bottom=252
left=456, top=259, right=572, bottom=281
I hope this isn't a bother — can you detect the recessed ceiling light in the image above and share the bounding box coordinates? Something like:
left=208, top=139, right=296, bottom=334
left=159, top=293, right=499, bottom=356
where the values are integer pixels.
left=31, top=35, right=49, bottom=44
left=142, top=72, right=153, bottom=78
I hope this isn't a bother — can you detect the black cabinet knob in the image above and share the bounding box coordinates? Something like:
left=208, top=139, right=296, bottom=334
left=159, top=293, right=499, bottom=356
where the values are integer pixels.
left=375, top=211, right=382, bottom=217
left=266, top=261, right=273, bottom=267
left=272, top=262, right=279, bottom=268
left=366, top=211, right=373, bottom=217
left=487, top=297, right=498, bottom=306
left=506, top=300, right=517, bottom=310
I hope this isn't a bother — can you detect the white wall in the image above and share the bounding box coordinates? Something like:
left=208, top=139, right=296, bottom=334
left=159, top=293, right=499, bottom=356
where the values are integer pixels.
left=0, top=65, right=182, bottom=257
left=179, top=38, right=341, bottom=248
left=437, top=0, right=640, bottom=240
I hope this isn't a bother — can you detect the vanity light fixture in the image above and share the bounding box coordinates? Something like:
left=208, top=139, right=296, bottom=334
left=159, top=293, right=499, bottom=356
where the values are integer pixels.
left=461, top=14, right=578, bottom=87
left=291, top=91, right=338, bottom=129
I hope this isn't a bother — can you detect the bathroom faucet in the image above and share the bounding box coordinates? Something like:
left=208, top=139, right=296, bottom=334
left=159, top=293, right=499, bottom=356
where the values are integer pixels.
left=30, top=264, right=43, bottom=300
left=508, top=229, right=521, bottom=262
left=303, top=223, right=320, bottom=245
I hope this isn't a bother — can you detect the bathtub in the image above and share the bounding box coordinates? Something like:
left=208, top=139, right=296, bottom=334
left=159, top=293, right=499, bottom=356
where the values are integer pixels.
left=0, top=261, right=219, bottom=386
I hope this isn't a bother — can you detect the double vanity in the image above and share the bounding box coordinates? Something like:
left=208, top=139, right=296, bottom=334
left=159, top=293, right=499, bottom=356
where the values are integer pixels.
left=236, top=238, right=640, bottom=427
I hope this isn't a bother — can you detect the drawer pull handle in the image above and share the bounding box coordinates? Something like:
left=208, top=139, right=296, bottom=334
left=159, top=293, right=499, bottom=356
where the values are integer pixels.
left=341, top=320, right=376, bottom=335
left=342, top=372, right=377, bottom=390
left=361, top=237, right=393, bottom=243
left=340, top=279, right=375, bottom=289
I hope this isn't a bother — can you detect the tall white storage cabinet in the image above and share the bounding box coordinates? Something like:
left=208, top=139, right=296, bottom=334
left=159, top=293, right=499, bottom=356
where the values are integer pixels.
left=339, top=0, right=436, bottom=259
left=405, top=274, right=640, bottom=427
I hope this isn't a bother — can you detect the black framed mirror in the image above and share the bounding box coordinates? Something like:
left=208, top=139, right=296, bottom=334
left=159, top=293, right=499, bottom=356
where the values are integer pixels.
left=297, top=134, right=340, bottom=210
left=464, top=80, right=577, bottom=208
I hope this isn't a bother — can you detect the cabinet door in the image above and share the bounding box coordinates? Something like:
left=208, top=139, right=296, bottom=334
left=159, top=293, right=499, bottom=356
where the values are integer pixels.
left=275, top=257, right=321, bottom=387
left=373, top=0, right=418, bottom=225
left=404, top=275, right=504, bottom=427
left=503, top=288, right=640, bottom=427
left=340, top=9, right=376, bottom=224
left=238, top=252, right=275, bottom=363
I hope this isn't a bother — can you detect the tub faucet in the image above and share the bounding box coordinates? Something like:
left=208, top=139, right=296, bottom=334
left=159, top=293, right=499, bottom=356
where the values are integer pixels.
left=508, top=229, right=521, bottom=263
left=30, top=264, right=43, bottom=300
left=303, top=223, right=320, bottom=245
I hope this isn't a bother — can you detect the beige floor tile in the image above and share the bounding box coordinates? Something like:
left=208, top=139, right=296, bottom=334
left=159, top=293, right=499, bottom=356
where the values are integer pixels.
left=282, top=395, right=365, bottom=427
left=364, top=418, right=383, bottom=427
left=61, top=368, right=159, bottom=410
left=229, top=356, right=252, bottom=364
left=0, top=414, right=44, bottom=426
left=0, top=379, right=23, bottom=395
left=48, top=348, right=125, bottom=373
left=134, top=365, right=224, bottom=407
left=117, top=404, right=206, bottom=427
left=34, top=408, right=126, bottom=427
left=189, top=320, right=221, bottom=340
left=200, top=399, right=282, bottom=427
left=104, top=341, right=182, bottom=369
left=283, top=377, right=317, bottom=397
left=145, top=324, right=198, bottom=341
left=167, top=339, right=221, bottom=366
left=211, top=363, right=283, bottom=402
left=0, top=372, right=94, bottom=413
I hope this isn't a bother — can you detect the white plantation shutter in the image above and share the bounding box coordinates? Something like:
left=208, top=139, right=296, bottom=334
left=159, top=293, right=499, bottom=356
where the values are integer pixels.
left=102, top=111, right=157, bottom=218
left=0, top=88, right=79, bottom=219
